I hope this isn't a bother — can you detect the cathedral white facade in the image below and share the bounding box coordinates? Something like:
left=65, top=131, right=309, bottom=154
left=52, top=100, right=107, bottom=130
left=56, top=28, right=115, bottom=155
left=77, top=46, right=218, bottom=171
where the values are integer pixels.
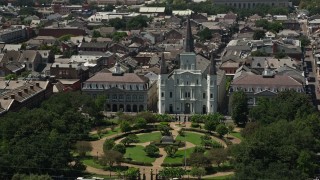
left=158, top=18, right=218, bottom=114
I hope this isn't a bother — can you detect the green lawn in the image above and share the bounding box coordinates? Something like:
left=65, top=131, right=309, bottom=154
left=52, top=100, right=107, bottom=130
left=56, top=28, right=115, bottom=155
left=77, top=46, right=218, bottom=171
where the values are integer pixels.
left=137, top=132, right=161, bottom=143
left=176, top=132, right=204, bottom=146
left=163, top=147, right=195, bottom=164
left=125, top=145, right=156, bottom=163
left=203, top=174, right=234, bottom=180
left=82, top=158, right=104, bottom=169
left=230, top=132, right=243, bottom=140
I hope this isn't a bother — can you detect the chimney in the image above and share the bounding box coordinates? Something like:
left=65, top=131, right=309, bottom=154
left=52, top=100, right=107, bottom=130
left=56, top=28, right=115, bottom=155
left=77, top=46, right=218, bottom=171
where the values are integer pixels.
left=18, top=91, right=22, bottom=96
left=36, top=82, right=40, bottom=87
left=30, top=85, right=34, bottom=90
left=24, top=88, right=28, bottom=93
left=10, top=94, right=15, bottom=99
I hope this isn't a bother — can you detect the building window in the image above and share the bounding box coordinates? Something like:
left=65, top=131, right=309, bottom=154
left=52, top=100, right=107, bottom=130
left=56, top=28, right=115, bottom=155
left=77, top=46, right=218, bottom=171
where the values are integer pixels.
left=210, top=93, right=213, bottom=98
left=188, top=92, right=190, bottom=97
left=170, top=92, right=172, bottom=98
left=139, top=95, right=144, bottom=101
left=126, top=95, right=131, bottom=101
left=196, top=79, right=199, bottom=84
left=203, top=93, right=206, bottom=99
left=177, top=79, right=179, bottom=84
left=161, top=92, right=164, bottom=97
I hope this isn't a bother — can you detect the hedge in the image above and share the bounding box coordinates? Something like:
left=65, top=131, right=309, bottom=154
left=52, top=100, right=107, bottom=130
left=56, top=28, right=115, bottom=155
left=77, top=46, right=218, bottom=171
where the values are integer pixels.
left=122, top=159, right=153, bottom=166
left=161, top=162, right=184, bottom=167
left=181, top=128, right=232, bottom=146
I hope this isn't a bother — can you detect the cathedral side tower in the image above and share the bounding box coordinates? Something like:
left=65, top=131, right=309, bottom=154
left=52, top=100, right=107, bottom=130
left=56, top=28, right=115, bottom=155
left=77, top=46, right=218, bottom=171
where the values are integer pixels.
left=158, top=53, right=167, bottom=114
left=207, top=53, right=217, bottom=113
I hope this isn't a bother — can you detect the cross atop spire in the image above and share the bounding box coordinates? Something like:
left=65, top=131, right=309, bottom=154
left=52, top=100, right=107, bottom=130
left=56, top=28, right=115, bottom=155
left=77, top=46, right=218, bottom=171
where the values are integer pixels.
left=209, top=52, right=217, bottom=75
left=184, top=17, right=194, bottom=52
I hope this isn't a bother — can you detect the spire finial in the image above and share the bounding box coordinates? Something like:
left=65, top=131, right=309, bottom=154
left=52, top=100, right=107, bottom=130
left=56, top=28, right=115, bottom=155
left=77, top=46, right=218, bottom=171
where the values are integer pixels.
left=184, top=17, right=194, bottom=52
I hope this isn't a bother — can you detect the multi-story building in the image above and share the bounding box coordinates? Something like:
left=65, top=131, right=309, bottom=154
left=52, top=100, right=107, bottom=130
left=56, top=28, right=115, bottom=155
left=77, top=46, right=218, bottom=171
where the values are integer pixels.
left=82, top=63, right=157, bottom=112
left=87, top=0, right=144, bottom=5
left=158, top=18, right=218, bottom=114
left=50, top=63, right=89, bottom=82
left=0, top=26, right=27, bottom=43
left=229, top=65, right=305, bottom=107
left=213, top=0, right=289, bottom=8
left=0, top=81, right=53, bottom=116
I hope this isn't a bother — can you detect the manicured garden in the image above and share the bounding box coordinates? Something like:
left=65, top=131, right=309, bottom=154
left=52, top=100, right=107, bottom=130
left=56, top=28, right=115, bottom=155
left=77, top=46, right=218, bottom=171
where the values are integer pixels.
left=137, top=132, right=161, bottom=143
left=176, top=132, right=203, bottom=146
left=124, top=145, right=156, bottom=163
left=163, top=147, right=195, bottom=164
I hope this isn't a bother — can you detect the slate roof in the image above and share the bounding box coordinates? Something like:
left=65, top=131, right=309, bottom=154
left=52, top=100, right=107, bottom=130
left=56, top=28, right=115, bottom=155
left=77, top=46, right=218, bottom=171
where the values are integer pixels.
left=86, top=72, right=148, bottom=83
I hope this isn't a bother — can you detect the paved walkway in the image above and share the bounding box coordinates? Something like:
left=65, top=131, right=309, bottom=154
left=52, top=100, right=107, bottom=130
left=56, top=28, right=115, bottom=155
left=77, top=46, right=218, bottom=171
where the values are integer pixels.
left=86, top=122, right=239, bottom=179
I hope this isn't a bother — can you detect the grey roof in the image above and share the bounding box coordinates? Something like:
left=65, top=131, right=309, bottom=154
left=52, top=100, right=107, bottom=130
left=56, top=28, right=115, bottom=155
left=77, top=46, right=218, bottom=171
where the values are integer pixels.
left=18, top=50, right=38, bottom=63
left=79, top=42, right=108, bottom=48
left=196, top=54, right=210, bottom=73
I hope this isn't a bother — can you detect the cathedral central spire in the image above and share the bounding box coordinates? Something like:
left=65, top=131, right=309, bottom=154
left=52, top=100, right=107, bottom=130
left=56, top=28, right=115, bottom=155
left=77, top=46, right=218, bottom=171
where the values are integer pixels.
left=209, top=52, right=217, bottom=75
left=184, top=17, right=194, bottom=52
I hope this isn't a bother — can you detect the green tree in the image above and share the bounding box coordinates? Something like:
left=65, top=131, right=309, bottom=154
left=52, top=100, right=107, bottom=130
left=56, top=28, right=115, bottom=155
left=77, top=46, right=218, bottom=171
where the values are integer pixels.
left=109, top=18, right=126, bottom=30
left=253, top=30, right=266, bottom=40
left=216, top=124, right=228, bottom=137
left=121, top=134, right=139, bottom=146
left=231, top=91, right=248, bottom=126
left=200, top=134, right=212, bottom=148
left=12, top=174, right=53, bottom=180
left=164, top=145, right=178, bottom=157
left=233, top=119, right=318, bottom=179
left=111, top=32, right=127, bottom=42
left=158, top=167, right=186, bottom=179
left=190, top=167, right=206, bottom=179
left=112, top=144, right=126, bottom=154
left=187, top=152, right=210, bottom=168
left=5, top=74, right=17, bottom=80
left=59, top=34, right=72, bottom=42
left=299, top=35, right=311, bottom=48
left=207, top=148, right=228, bottom=167
left=19, top=7, right=36, bottom=15
left=75, top=141, right=92, bottom=157
left=197, top=27, right=212, bottom=41
left=123, top=167, right=140, bottom=179
left=100, top=150, right=123, bottom=167
left=134, top=117, right=147, bottom=129
left=158, top=124, right=171, bottom=136
left=144, top=144, right=159, bottom=157
left=126, top=15, right=149, bottom=30
left=120, top=121, right=131, bottom=132
left=92, top=30, right=102, bottom=38
left=103, top=139, right=115, bottom=153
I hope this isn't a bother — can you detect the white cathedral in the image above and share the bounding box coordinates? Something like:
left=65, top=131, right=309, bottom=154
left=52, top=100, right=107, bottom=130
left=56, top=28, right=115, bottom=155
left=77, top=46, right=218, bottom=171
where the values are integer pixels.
left=158, top=18, right=218, bottom=114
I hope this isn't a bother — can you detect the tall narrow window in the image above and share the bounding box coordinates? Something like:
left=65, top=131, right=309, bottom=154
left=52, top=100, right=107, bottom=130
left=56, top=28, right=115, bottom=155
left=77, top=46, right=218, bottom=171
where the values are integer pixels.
left=210, top=93, right=213, bottom=98
left=170, top=92, right=172, bottom=98
left=203, top=93, right=206, bottom=99
left=161, top=92, right=164, bottom=97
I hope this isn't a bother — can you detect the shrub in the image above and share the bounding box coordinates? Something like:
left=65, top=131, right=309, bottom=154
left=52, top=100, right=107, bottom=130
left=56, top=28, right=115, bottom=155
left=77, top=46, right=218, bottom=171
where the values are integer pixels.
left=191, top=122, right=200, bottom=128
left=112, top=144, right=126, bottom=154
left=144, top=144, right=159, bottom=157
left=178, top=129, right=185, bottom=136
left=122, top=159, right=153, bottom=166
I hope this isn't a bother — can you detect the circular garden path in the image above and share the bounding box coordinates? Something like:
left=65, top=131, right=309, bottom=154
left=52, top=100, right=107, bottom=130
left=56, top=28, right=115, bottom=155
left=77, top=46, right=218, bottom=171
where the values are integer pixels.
left=87, top=122, right=242, bottom=179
